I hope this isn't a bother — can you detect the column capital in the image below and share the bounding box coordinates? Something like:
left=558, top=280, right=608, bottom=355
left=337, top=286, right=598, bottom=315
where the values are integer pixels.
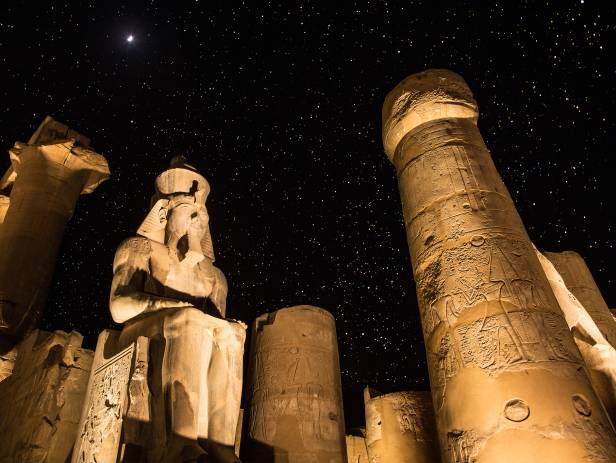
left=7, top=116, right=109, bottom=194
left=381, top=69, right=478, bottom=161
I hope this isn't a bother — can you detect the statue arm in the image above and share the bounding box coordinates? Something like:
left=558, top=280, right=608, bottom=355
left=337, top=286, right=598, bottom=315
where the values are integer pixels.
left=109, top=237, right=193, bottom=323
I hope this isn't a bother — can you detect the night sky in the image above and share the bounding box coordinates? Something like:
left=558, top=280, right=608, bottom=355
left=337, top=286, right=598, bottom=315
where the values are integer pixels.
left=1, top=2, right=615, bottom=427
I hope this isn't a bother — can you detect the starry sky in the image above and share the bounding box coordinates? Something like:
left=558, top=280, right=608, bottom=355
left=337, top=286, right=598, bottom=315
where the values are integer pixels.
left=1, top=2, right=615, bottom=427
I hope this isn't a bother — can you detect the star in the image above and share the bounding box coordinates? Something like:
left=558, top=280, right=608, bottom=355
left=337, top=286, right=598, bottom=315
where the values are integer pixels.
left=127, top=35, right=134, bottom=43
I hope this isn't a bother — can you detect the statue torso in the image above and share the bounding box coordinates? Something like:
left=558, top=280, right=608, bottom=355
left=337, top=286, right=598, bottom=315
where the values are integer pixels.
left=146, top=240, right=216, bottom=306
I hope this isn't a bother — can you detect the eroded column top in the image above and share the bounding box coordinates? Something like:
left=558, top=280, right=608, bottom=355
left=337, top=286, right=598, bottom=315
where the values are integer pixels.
left=382, top=69, right=478, bottom=161
left=6, top=116, right=110, bottom=194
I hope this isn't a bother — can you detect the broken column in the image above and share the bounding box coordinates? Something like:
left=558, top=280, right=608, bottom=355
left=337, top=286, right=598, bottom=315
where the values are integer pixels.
left=364, top=388, right=439, bottom=463
left=245, top=305, right=347, bottom=462
left=382, top=69, right=616, bottom=462
left=0, top=116, right=109, bottom=347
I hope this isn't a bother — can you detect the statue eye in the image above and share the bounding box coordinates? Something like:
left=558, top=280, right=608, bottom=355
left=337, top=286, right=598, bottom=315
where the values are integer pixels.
left=191, top=212, right=198, bottom=219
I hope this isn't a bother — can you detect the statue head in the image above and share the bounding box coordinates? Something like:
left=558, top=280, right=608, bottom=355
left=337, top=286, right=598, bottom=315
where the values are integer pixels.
left=137, top=157, right=215, bottom=266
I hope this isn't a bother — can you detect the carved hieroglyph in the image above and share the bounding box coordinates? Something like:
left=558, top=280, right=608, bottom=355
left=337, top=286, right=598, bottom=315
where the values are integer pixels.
left=537, top=249, right=616, bottom=425
left=382, top=69, right=616, bottom=462
left=363, top=388, right=439, bottom=463
left=0, top=330, right=93, bottom=463
left=345, top=434, right=368, bottom=463
left=72, top=330, right=140, bottom=463
left=246, top=305, right=347, bottom=462
left=0, top=116, right=109, bottom=347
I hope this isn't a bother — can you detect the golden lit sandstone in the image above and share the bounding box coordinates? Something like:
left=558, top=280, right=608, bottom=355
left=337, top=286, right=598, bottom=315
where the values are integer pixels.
left=544, top=251, right=616, bottom=347
left=245, top=305, right=347, bottom=462
left=363, top=388, right=439, bottom=463
left=0, top=330, right=93, bottom=463
left=538, top=250, right=616, bottom=423
left=345, top=433, right=368, bottom=463
left=382, top=69, right=616, bottom=462
left=0, top=117, right=109, bottom=348
left=72, top=158, right=245, bottom=463
left=0, top=195, right=9, bottom=227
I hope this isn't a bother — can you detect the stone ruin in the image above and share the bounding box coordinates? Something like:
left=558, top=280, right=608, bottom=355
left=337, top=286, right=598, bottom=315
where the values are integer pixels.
left=0, top=71, right=616, bottom=462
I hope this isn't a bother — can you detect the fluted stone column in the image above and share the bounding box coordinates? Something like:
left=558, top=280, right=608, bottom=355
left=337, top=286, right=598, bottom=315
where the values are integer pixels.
left=544, top=250, right=616, bottom=423
left=382, top=69, right=616, bottom=462
left=0, top=117, right=109, bottom=347
left=246, top=305, right=347, bottom=462
left=364, top=388, right=439, bottom=463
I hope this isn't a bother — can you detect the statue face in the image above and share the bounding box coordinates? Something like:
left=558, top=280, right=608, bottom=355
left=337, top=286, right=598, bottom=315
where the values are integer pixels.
left=165, top=200, right=205, bottom=243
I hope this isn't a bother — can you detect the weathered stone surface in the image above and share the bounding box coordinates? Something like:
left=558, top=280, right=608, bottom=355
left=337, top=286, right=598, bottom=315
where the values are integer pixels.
left=245, top=305, right=347, bottom=462
left=0, top=345, right=17, bottom=382
left=382, top=69, right=616, bottom=462
left=73, top=158, right=245, bottom=462
left=72, top=330, right=144, bottom=463
left=544, top=251, right=616, bottom=347
left=537, top=250, right=616, bottom=425
left=0, top=329, right=93, bottom=463
left=363, top=388, right=439, bottom=463
left=0, top=116, right=109, bottom=347
left=345, top=434, right=368, bottom=463
left=0, top=195, right=9, bottom=226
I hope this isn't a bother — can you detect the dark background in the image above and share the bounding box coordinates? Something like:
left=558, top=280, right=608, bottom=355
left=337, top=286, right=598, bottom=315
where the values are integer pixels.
left=1, top=2, right=615, bottom=428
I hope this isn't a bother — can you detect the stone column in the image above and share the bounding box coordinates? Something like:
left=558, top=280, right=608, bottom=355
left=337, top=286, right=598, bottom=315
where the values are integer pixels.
left=345, top=434, right=368, bottom=463
left=382, top=69, right=616, bottom=462
left=364, top=388, right=439, bottom=463
left=543, top=250, right=616, bottom=423
left=0, top=116, right=109, bottom=347
left=245, top=305, right=347, bottom=462
left=544, top=251, right=616, bottom=346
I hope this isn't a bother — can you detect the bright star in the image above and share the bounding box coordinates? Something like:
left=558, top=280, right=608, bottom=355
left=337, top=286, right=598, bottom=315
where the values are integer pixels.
left=127, top=35, right=134, bottom=43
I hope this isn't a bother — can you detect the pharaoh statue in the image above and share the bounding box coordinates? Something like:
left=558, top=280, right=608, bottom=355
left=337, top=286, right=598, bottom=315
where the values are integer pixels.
left=109, top=157, right=245, bottom=462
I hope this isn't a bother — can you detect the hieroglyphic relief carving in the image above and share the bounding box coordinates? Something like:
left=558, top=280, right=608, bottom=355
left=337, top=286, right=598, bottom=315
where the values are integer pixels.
left=447, top=429, right=480, bottom=463
left=428, top=310, right=580, bottom=409
left=390, top=392, right=435, bottom=442
left=247, top=306, right=346, bottom=462
left=398, top=140, right=527, bottom=267
left=418, top=237, right=551, bottom=343
left=250, top=324, right=339, bottom=448
left=74, top=345, right=133, bottom=463
left=383, top=69, right=616, bottom=462
left=364, top=389, right=439, bottom=463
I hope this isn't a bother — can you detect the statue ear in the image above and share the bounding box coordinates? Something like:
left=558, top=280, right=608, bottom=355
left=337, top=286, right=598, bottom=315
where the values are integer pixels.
left=158, top=207, right=168, bottom=223
left=137, top=198, right=169, bottom=244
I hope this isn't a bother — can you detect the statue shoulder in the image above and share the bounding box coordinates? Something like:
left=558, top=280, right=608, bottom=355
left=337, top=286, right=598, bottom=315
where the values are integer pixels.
left=118, top=236, right=153, bottom=254
left=113, top=236, right=153, bottom=270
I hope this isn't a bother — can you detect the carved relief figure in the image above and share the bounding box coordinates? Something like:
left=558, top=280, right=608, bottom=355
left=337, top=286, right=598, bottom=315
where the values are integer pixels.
left=109, top=157, right=246, bottom=462
left=76, top=347, right=133, bottom=463
left=248, top=311, right=345, bottom=459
